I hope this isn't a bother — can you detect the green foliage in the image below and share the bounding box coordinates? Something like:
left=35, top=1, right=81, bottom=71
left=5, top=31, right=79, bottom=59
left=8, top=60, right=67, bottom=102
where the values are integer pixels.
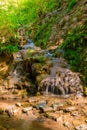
left=83, top=87, right=87, bottom=96
left=34, top=22, right=53, bottom=48
left=0, top=44, right=18, bottom=53
left=67, top=0, right=77, bottom=12
left=0, top=0, right=57, bottom=52
left=60, top=22, right=87, bottom=85
left=36, top=56, right=46, bottom=63
left=27, top=50, right=46, bottom=63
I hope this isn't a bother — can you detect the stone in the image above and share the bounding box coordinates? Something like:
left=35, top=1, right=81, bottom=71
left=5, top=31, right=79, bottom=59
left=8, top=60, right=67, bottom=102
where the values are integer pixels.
left=66, top=100, right=74, bottom=105
left=56, top=116, right=63, bottom=122
left=16, top=102, right=21, bottom=107
left=45, top=112, right=60, bottom=121
left=22, top=39, right=36, bottom=49
left=75, top=124, right=87, bottom=130
left=35, top=102, right=46, bottom=109
left=63, top=107, right=77, bottom=112
left=22, top=107, right=33, bottom=113
left=5, top=105, right=15, bottom=117
left=28, top=98, right=38, bottom=103
left=13, top=108, right=21, bottom=117
left=5, top=105, right=21, bottom=117
left=63, top=122, right=71, bottom=129
left=73, top=120, right=81, bottom=127
left=52, top=102, right=66, bottom=111
left=71, top=111, right=78, bottom=117
left=40, top=106, right=53, bottom=113
left=76, top=92, right=83, bottom=99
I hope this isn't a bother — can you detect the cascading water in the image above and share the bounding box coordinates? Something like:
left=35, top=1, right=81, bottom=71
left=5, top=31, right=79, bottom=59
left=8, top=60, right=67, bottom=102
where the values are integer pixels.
left=0, top=38, right=83, bottom=98
left=39, top=49, right=83, bottom=96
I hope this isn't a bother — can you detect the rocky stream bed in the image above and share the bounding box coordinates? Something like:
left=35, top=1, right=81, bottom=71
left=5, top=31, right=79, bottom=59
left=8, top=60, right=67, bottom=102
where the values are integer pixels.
left=0, top=41, right=86, bottom=130
left=0, top=94, right=87, bottom=130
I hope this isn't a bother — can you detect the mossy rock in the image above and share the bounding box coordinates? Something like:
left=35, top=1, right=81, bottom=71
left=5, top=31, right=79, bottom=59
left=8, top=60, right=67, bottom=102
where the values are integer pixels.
left=36, top=74, right=48, bottom=90
left=31, top=60, right=52, bottom=76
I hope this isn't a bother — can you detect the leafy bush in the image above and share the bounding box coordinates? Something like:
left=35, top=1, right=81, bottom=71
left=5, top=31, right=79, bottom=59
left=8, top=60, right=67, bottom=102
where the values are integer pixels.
left=0, top=44, right=18, bottom=53
left=60, top=22, right=87, bottom=85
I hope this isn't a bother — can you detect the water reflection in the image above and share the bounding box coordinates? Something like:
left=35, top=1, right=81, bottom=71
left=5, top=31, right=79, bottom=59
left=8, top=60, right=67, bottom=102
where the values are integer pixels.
left=0, top=115, right=52, bottom=130
left=29, top=121, right=51, bottom=130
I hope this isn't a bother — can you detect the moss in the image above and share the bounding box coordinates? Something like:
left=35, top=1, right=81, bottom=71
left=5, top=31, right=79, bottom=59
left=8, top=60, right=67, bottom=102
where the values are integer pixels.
left=36, top=56, right=46, bottom=63
left=83, top=87, right=87, bottom=96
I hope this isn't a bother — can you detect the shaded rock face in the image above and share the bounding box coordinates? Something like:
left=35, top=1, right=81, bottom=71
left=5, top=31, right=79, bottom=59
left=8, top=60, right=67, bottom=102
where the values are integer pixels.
left=0, top=53, right=13, bottom=92
left=0, top=42, right=40, bottom=97
left=0, top=53, right=13, bottom=77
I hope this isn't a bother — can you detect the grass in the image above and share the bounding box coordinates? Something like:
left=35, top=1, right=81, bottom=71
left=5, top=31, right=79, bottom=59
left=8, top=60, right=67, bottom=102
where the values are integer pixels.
left=67, top=0, right=77, bottom=12
left=0, top=0, right=57, bottom=52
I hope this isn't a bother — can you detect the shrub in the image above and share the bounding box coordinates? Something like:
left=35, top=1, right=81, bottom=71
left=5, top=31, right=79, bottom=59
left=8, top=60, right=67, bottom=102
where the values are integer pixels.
left=60, top=22, right=87, bottom=85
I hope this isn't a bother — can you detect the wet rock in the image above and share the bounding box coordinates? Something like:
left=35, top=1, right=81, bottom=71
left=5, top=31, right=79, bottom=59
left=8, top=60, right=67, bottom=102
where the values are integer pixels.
left=63, top=122, right=71, bottom=129
left=13, top=52, right=22, bottom=61
left=15, top=102, right=21, bottom=107
left=31, top=61, right=51, bottom=76
left=56, top=116, right=63, bottom=122
left=52, top=102, right=66, bottom=111
left=22, top=107, right=33, bottom=113
left=5, top=105, right=21, bottom=117
left=5, top=105, right=15, bottom=117
left=45, top=112, right=60, bottom=121
left=40, top=106, right=53, bottom=113
left=75, top=124, right=87, bottom=130
left=73, top=120, right=82, bottom=128
left=71, top=111, right=78, bottom=117
left=28, top=98, right=38, bottom=103
left=36, top=74, right=49, bottom=89
left=22, top=39, right=36, bottom=49
left=63, top=106, right=77, bottom=112
left=12, top=108, right=21, bottom=117
left=35, top=101, right=47, bottom=109
left=76, top=92, right=83, bottom=99
left=36, top=116, right=45, bottom=122
left=66, top=100, right=74, bottom=106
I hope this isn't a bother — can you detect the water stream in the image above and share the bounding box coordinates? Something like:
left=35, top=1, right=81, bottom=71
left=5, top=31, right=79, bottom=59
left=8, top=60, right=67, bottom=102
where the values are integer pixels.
left=0, top=40, right=83, bottom=130
left=0, top=115, right=51, bottom=130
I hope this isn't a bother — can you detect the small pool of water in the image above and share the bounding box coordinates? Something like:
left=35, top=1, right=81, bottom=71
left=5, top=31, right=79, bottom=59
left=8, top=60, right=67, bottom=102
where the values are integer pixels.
left=0, top=115, right=52, bottom=130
